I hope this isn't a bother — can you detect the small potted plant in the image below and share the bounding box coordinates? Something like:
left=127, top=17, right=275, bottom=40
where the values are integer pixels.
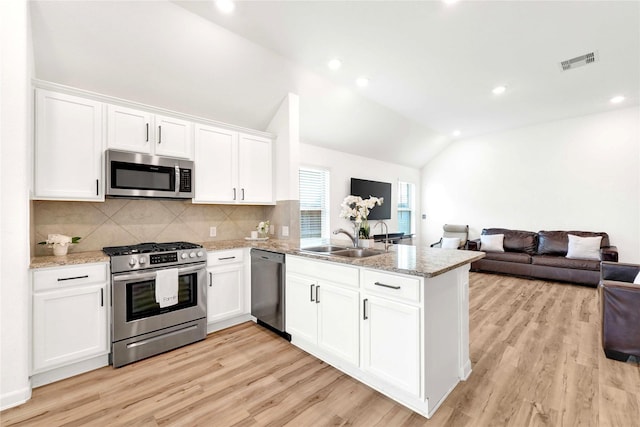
left=38, top=234, right=81, bottom=256
left=257, top=221, right=270, bottom=239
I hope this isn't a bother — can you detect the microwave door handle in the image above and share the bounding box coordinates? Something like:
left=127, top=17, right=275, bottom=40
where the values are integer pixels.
left=175, top=165, right=180, bottom=195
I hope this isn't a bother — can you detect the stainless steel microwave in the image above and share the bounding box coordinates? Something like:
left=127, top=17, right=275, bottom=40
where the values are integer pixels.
left=105, top=149, right=194, bottom=199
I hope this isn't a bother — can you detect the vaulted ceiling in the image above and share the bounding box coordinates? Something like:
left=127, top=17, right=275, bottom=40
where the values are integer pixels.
left=30, top=1, right=640, bottom=168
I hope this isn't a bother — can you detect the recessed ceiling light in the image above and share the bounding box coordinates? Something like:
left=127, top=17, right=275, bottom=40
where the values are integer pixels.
left=215, top=0, right=235, bottom=14
left=452, top=130, right=461, bottom=137
left=356, top=77, right=369, bottom=88
left=492, top=85, right=507, bottom=95
left=610, top=95, right=625, bottom=104
left=327, top=58, right=342, bottom=70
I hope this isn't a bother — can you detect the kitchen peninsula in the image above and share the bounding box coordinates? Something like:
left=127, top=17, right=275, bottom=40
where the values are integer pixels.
left=29, top=241, right=483, bottom=418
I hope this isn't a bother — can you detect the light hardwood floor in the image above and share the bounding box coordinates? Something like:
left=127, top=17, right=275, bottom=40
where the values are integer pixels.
left=2, top=273, right=639, bottom=426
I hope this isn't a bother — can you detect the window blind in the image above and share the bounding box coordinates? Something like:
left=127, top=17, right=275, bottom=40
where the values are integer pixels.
left=299, top=167, right=330, bottom=243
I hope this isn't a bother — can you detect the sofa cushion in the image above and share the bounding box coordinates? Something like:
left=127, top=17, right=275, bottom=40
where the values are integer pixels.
left=480, top=234, right=504, bottom=252
left=532, top=255, right=600, bottom=271
left=538, top=230, right=610, bottom=256
left=441, top=237, right=460, bottom=249
left=566, top=234, right=602, bottom=260
left=483, top=251, right=532, bottom=264
left=482, top=228, right=538, bottom=254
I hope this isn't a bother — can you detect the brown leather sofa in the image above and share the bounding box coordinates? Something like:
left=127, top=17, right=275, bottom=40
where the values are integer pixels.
left=467, top=228, right=618, bottom=286
left=600, top=262, right=640, bottom=361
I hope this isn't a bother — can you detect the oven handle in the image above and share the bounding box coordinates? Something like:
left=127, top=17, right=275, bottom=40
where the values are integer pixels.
left=112, top=264, right=205, bottom=283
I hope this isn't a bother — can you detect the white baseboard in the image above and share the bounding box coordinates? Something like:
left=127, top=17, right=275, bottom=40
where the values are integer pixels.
left=31, top=355, right=109, bottom=388
left=0, top=385, right=31, bottom=411
left=206, top=314, right=253, bottom=334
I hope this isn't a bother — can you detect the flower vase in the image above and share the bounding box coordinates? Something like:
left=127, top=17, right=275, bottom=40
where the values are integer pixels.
left=359, top=238, right=375, bottom=249
left=52, top=244, right=68, bottom=256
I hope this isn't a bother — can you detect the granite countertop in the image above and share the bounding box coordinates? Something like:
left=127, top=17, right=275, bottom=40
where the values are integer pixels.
left=30, top=239, right=485, bottom=278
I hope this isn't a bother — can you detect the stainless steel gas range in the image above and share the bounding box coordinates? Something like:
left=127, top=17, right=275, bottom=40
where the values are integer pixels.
left=103, top=242, right=207, bottom=367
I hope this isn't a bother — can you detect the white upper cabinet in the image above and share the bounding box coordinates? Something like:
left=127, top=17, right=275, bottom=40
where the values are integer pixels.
left=194, top=124, right=238, bottom=203
left=154, top=115, right=192, bottom=159
left=107, top=105, right=192, bottom=159
left=194, top=125, right=273, bottom=205
left=106, top=105, right=153, bottom=154
left=238, top=134, right=273, bottom=204
left=34, top=89, right=104, bottom=201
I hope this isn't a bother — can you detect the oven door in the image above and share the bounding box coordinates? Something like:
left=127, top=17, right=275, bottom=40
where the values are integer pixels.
left=112, top=263, right=206, bottom=342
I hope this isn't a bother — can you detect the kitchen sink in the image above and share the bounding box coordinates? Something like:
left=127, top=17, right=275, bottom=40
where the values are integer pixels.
left=300, top=245, right=350, bottom=254
left=300, top=246, right=385, bottom=258
left=331, top=248, right=386, bottom=258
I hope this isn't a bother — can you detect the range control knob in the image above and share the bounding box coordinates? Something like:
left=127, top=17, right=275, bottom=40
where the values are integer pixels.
left=128, top=257, right=137, bottom=267
left=196, top=251, right=204, bottom=258
left=139, top=257, right=146, bottom=264
left=189, top=252, right=196, bottom=258
left=181, top=253, right=188, bottom=260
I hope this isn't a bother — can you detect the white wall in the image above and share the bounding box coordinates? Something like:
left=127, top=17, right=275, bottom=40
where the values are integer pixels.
left=1, top=0, right=33, bottom=409
left=300, top=144, right=421, bottom=244
left=421, top=107, right=640, bottom=263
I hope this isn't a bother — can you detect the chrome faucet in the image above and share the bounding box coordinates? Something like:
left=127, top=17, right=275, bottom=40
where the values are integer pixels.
left=375, top=220, right=391, bottom=252
left=333, top=228, right=358, bottom=248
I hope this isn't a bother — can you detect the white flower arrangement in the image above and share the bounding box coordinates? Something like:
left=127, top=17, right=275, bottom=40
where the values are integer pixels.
left=339, top=195, right=384, bottom=225
left=256, top=221, right=270, bottom=235
left=38, top=234, right=81, bottom=247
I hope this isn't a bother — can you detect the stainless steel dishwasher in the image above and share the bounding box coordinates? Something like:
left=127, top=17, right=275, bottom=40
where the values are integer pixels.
left=250, top=249, right=290, bottom=340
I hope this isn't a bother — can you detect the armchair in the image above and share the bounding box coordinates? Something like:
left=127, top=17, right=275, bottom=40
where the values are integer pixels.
left=431, top=224, right=469, bottom=249
left=600, top=261, right=640, bottom=361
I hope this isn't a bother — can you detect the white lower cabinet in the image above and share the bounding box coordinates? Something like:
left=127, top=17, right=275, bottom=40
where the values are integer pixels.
left=32, top=263, right=109, bottom=373
left=286, top=257, right=360, bottom=366
left=361, top=294, right=420, bottom=396
left=206, top=249, right=248, bottom=325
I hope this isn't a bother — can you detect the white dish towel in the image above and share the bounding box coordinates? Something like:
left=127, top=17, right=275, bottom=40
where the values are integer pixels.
left=155, top=268, right=179, bottom=308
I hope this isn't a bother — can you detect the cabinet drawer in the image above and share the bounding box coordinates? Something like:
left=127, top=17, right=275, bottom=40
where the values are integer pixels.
left=33, top=263, right=108, bottom=292
left=207, top=249, right=244, bottom=266
left=287, top=256, right=359, bottom=288
left=362, top=269, right=421, bottom=304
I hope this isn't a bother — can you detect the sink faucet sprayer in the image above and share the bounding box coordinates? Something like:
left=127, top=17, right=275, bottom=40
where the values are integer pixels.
left=333, top=228, right=358, bottom=248
left=375, top=221, right=391, bottom=252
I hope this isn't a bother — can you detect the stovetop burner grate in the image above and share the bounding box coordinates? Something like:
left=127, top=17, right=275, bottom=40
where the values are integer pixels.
left=103, top=241, right=202, bottom=257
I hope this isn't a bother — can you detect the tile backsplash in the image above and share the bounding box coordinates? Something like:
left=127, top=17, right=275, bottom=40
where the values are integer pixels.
left=33, top=199, right=273, bottom=256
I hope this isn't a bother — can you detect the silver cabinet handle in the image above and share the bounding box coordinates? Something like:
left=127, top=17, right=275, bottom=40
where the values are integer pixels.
left=374, top=281, right=401, bottom=290
left=158, top=125, right=162, bottom=143
left=363, top=298, right=368, bottom=320
left=209, top=272, right=213, bottom=287
left=146, top=123, right=149, bottom=142
left=100, top=288, right=104, bottom=307
left=218, top=256, right=236, bottom=261
left=315, top=285, right=320, bottom=304
left=310, top=284, right=315, bottom=302
left=233, top=188, right=237, bottom=200
left=241, top=188, right=245, bottom=200
left=57, top=275, right=89, bottom=282
left=96, top=179, right=99, bottom=196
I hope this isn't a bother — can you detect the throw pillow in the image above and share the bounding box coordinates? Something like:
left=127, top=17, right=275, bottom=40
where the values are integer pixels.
left=480, top=234, right=505, bottom=252
left=441, top=237, right=460, bottom=249
left=566, top=234, right=602, bottom=260
left=633, top=271, right=640, bottom=285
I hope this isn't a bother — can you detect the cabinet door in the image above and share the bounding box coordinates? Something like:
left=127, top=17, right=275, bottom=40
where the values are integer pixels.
left=362, top=295, right=420, bottom=396
left=33, top=284, right=108, bottom=372
left=34, top=89, right=104, bottom=201
left=285, top=273, right=317, bottom=343
left=107, top=104, right=153, bottom=154
left=207, top=264, right=244, bottom=323
left=154, top=115, right=192, bottom=159
left=194, top=124, right=238, bottom=203
left=317, top=282, right=360, bottom=365
left=238, top=134, right=273, bottom=203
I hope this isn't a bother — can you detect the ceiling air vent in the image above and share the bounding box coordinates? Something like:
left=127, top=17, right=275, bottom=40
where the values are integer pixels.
left=560, top=51, right=599, bottom=71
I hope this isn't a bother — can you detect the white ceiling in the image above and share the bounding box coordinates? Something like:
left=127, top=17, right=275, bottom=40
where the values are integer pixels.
left=30, top=1, right=640, bottom=168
